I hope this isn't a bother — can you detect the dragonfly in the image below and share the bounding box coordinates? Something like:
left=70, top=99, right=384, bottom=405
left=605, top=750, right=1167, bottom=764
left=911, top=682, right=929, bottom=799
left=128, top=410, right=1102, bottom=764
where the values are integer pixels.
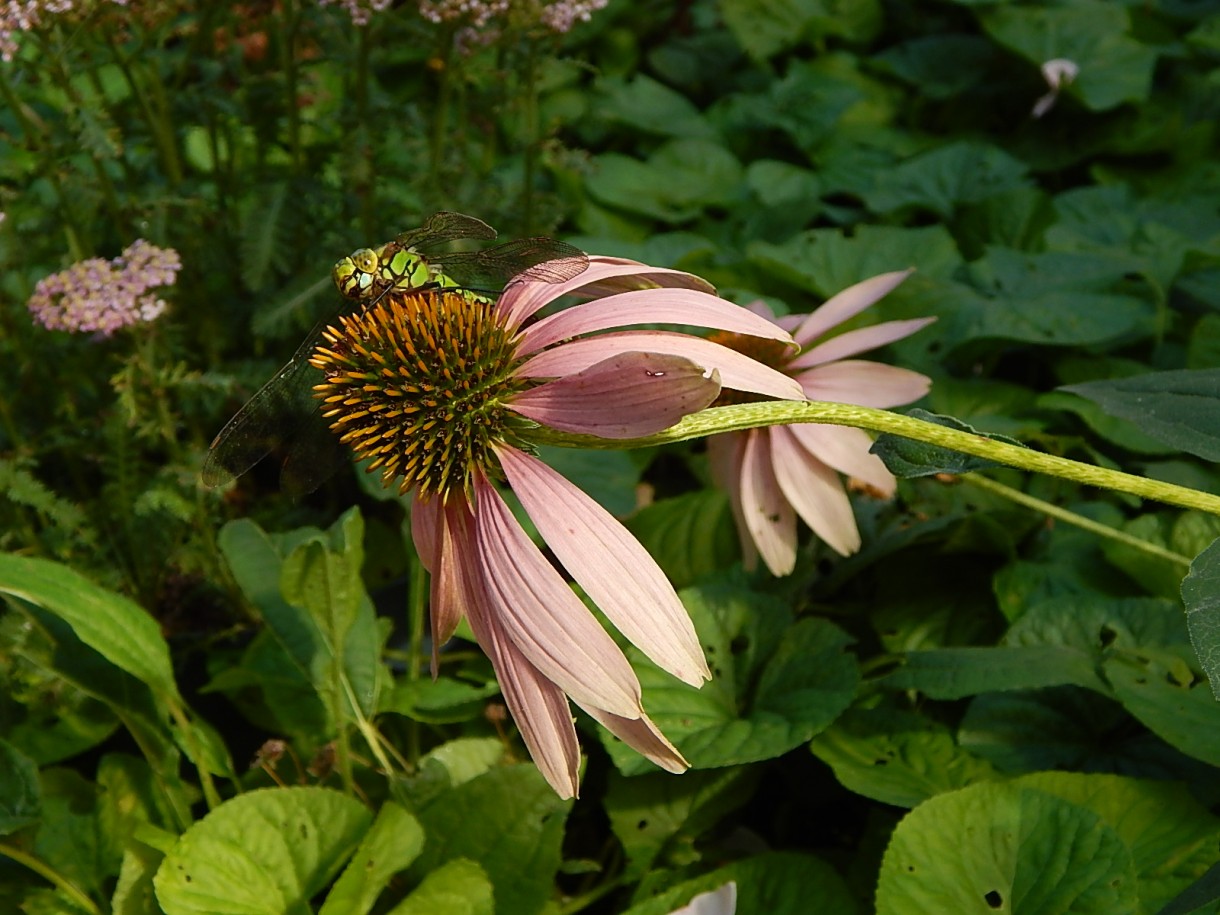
left=201, top=211, right=589, bottom=496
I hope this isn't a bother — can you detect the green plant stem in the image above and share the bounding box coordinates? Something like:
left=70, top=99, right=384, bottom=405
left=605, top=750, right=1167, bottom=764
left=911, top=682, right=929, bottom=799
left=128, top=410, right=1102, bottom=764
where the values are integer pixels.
left=528, top=402, right=1220, bottom=517
left=0, top=843, right=102, bottom=915
left=963, top=474, right=1192, bottom=567
left=167, top=703, right=223, bottom=810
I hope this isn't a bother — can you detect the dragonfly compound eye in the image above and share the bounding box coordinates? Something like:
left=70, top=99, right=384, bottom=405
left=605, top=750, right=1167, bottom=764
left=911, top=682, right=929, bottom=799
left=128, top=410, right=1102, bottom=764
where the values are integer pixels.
left=353, top=249, right=380, bottom=272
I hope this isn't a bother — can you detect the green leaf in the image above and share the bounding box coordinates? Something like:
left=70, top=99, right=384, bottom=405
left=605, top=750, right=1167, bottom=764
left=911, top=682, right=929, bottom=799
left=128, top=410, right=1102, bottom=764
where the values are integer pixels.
left=112, top=843, right=164, bottom=915
left=153, top=787, right=371, bottom=915
left=534, top=446, right=640, bottom=517
left=605, top=767, right=756, bottom=879
left=747, top=225, right=962, bottom=298
left=624, top=490, right=738, bottom=590
left=719, top=0, right=826, bottom=60
left=809, top=706, right=998, bottom=808
left=409, top=766, right=569, bottom=915
left=1061, top=369, right=1220, bottom=461
left=587, top=140, right=744, bottom=223
left=595, top=76, right=716, bottom=139
left=239, top=181, right=291, bottom=292
left=385, top=859, right=493, bottom=915
left=1183, top=537, right=1220, bottom=698
left=980, top=2, right=1157, bottom=111
left=883, top=645, right=1105, bottom=699
left=871, top=408, right=1020, bottom=478
left=0, top=738, right=40, bottom=835
left=601, top=581, right=859, bottom=773
left=0, top=553, right=179, bottom=702
left=36, top=768, right=121, bottom=900
left=864, top=141, right=1030, bottom=219
left=876, top=34, right=997, bottom=99
left=876, top=782, right=1137, bottom=914
left=318, top=803, right=424, bottom=915
left=1013, top=771, right=1220, bottom=913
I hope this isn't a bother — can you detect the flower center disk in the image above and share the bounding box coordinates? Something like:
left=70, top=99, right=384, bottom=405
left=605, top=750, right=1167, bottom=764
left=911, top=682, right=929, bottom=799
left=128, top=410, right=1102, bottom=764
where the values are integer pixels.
left=309, top=288, right=523, bottom=497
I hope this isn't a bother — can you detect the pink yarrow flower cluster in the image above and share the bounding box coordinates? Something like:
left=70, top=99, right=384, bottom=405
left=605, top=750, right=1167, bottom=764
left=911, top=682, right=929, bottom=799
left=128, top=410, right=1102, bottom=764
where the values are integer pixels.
left=1, top=0, right=128, bottom=60
left=419, top=0, right=606, bottom=34
left=708, top=271, right=934, bottom=576
left=28, top=239, right=181, bottom=335
left=316, top=0, right=391, bottom=27
left=310, top=256, right=805, bottom=797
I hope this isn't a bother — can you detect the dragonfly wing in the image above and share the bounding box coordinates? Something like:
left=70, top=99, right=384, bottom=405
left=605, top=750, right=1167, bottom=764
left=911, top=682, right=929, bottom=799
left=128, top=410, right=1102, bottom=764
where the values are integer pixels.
left=395, top=211, right=497, bottom=252
left=280, top=407, right=351, bottom=496
left=434, top=238, right=589, bottom=290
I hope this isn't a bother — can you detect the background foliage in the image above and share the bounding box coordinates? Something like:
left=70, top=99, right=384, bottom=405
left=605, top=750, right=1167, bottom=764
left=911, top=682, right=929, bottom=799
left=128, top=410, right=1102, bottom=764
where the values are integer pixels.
left=3, top=0, right=1220, bottom=912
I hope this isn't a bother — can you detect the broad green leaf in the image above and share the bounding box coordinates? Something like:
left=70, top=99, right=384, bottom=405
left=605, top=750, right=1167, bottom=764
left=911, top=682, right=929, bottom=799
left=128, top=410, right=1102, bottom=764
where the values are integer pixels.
left=1006, top=596, right=1187, bottom=658
left=534, top=446, right=639, bottom=517
left=97, top=754, right=182, bottom=843
left=595, top=76, right=716, bottom=139
left=153, top=787, right=371, bottom=915
left=601, top=581, right=859, bottom=774
left=724, top=59, right=868, bottom=152
left=883, top=645, right=1105, bottom=699
left=1014, top=772, right=1220, bottom=913
left=720, top=0, right=827, bottom=60
left=36, top=768, right=120, bottom=901
left=1156, top=865, right=1220, bottom=915
left=384, top=676, right=501, bottom=725
left=871, top=409, right=1018, bottom=478
left=621, top=852, right=857, bottom=915
left=1062, top=370, right=1220, bottom=461
left=877, top=782, right=1137, bottom=913
left=1100, top=513, right=1220, bottom=601
left=1183, top=537, right=1220, bottom=698
left=875, top=34, right=997, bottom=99
left=809, top=706, right=998, bottom=808
left=385, top=859, right=493, bottom=915
left=587, top=140, right=744, bottom=223
left=864, top=141, right=1030, bottom=219
left=0, top=738, right=40, bottom=835
left=112, top=842, right=164, bottom=915
left=281, top=508, right=365, bottom=657
left=605, top=767, right=756, bottom=879
left=1038, top=390, right=1177, bottom=456
left=625, top=490, right=738, bottom=590
left=0, top=553, right=178, bottom=702
left=747, top=225, right=962, bottom=297
left=318, top=803, right=424, bottom=915
left=980, top=2, right=1157, bottom=111
left=409, top=765, right=568, bottom=915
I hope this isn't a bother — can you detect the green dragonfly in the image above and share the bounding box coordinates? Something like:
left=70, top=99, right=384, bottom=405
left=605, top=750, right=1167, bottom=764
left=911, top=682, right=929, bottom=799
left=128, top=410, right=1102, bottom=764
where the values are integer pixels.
left=202, top=211, right=588, bottom=495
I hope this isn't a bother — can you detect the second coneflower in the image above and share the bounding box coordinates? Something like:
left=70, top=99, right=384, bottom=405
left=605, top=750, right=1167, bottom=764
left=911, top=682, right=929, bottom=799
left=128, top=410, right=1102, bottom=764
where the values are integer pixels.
left=707, top=271, right=935, bottom=577
left=308, top=255, right=803, bottom=798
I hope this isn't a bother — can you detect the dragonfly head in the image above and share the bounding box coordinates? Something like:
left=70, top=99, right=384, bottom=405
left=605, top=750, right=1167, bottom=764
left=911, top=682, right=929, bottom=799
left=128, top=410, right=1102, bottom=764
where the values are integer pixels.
left=333, top=247, right=382, bottom=300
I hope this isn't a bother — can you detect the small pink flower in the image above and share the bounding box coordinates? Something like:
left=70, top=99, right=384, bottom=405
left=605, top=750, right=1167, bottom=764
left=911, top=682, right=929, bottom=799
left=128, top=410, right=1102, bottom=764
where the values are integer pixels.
left=310, top=256, right=803, bottom=797
left=707, top=271, right=934, bottom=576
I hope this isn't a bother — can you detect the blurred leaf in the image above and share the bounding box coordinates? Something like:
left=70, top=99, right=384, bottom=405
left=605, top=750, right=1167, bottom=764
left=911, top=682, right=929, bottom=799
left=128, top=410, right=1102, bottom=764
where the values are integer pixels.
left=385, top=859, right=492, bottom=915
left=1183, top=537, right=1220, bottom=699
left=875, top=34, right=996, bottom=99
left=1062, top=369, right=1220, bottom=461
left=409, top=766, right=569, bottom=915
left=810, top=706, right=998, bottom=808
left=872, top=409, right=1020, bottom=478
left=884, top=645, right=1105, bottom=698
left=720, top=0, right=827, bottom=60
left=0, top=738, right=40, bottom=835
left=36, top=768, right=121, bottom=901
left=0, top=554, right=179, bottom=702
left=534, top=446, right=639, bottom=517
left=318, top=803, right=424, bottom=915
left=595, top=76, right=716, bottom=139
left=625, top=490, right=738, bottom=590
left=864, top=141, right=1030, bottom=218
left=153, top=787, right=371, bottom=915
left=239, top=181, right=292, bottom=292
left=587, top=140, right=744, bottom=223
left=876, top=782, right=1137, bottom=913
left=981, top=2, right=1158, bottom=111
left=601, top=580, right=858, bottom=773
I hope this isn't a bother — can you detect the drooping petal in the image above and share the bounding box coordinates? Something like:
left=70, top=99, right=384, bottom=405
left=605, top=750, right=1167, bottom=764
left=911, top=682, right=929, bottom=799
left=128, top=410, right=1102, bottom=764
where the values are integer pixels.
left=497, top=445, right=710, bottom=686
left=581, top=703, right=688, bottom=774
left=447, top=503, right=581, bottom=798
left=788, top=317, right=937, bottom=370
left=508, top=352, right=720, bottom=439
left=498, top=256, right=715, bottom=329
left=519, top=331, right=804, bottom=401
left=705, top=433, right=759, bottom=570
left=471, top=473, right=644, bottom=719
left=517, top=288, right=794, bottom=356
left=769, top=426, right=861, bottom=556
left=411, top=493, right=466, bottom=677
left=786, top=423, right=896, bottom=495
left=792, top=270, right=913, bottom=346
left=410, top=492, right=441, bottom=572
left=739, top=430, right=797, bottom=576
left=797, top=360, right=931, bottom=408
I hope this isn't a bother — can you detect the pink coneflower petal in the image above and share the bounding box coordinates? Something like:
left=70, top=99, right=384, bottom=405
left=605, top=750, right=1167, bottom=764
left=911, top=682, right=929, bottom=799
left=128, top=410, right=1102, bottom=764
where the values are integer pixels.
left=471, top=473, right=644, bottom=719
left=793, top=270, right=913, bottom=346
left=786, top=424, right=896, bottom=495
left=509, top=352, right=720, bottom=438
left=789, top=317, right=937, bottom=370
left=518, top=288, right=795, bottom=356
left=498, top=256, right=715, bottom=328
left=770, top=426, right=861, bottom=556
left=582, top=705, right=688, bottom=774
left=739, top=430, right=797, bottom=576
left=520, top=332, right=805, bottom=401
left=797, top=360, right=932, bottom=408
left=497, top=445, right=711, bottom=687
left=410, top=494, right=441, bottom=571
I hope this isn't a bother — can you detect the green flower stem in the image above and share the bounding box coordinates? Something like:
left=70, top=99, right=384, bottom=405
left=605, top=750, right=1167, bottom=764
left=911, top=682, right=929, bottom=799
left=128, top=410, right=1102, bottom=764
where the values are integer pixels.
left=0, top=843, right=101, bottom=915
left=529, top=402, right=1220, bottom=517
left=964, top=474, right=1192, bottom=567
left=167, top=702, right=223, bottom=811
